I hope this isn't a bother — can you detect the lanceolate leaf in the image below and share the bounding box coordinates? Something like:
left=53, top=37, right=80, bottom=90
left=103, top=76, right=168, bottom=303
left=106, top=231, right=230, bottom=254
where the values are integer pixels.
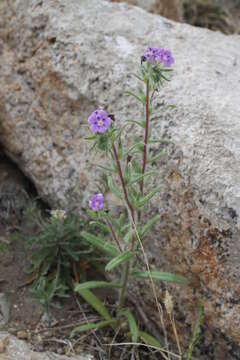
left=139, top=331, right=163, bottom=349
left=76, top=288, right=111, bottom=321
left=124, top=91, right=144, bottom=104
left=128, top=170, right=157, bottom=186
left=89, top=163, right=116, bottom=173
left=107, top=176, right=123, bottom=200
left=131, top=271, right=187, bottom=285
left=147, top=150, right=167, bottom=164
left=81, top=231, right=119, bottom=257
left=105, top=251, right=135, bottom=272
left=140, top=214, right=161, bottom=237
left=125, top=120, right=145, bottom=128
left=75, top=281, right=121, bottom=291
left=71, top=319, right=116, bottom=337
left=137, top=187, right=161, bottom=208
left=121, top=310, right=139, bottom=343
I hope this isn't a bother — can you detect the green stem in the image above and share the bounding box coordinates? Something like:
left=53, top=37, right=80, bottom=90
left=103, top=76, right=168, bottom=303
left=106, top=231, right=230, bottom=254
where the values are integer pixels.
left=117, top=262, right=130, bottom=316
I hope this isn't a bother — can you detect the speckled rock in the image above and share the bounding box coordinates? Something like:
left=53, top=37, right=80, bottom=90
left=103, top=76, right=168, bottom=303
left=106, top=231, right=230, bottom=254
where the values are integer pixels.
left=0, top=332, right=93, bottom=360
left=0, top=0, right=240, bottom=358
left=109, top=0, right=183, bottom=21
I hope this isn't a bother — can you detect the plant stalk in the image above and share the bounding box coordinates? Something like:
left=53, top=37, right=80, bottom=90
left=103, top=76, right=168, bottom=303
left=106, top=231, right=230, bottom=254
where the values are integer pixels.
left=105, top=217, right=122, bottom=252
left=112, top=142, right=135, bottom=315
left=138, top=79, right=150, bottom=222
left=112, top=142, right=135, bottom=225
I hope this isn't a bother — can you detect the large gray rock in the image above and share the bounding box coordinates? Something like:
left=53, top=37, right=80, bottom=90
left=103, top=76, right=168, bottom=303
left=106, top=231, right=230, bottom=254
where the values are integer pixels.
left=0, top=332, right=93, bottom=360
left=0, top=0, right=240, bottom=358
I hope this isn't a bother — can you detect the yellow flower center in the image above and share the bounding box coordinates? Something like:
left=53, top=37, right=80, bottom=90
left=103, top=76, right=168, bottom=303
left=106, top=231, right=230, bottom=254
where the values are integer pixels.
left=98, top=120, right=103, bottom=126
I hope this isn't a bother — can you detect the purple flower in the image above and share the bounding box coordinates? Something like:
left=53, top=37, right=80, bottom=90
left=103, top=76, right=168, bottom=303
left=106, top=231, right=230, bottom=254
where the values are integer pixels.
left=88, top=109, right=112, bottom=134
left=157, top=49, right=174, bottom=67
left=144, top=46, right=159, bottom=63
left=89, top=193, right=104, bottom=212
left=143, top=46, right=174, bottom=67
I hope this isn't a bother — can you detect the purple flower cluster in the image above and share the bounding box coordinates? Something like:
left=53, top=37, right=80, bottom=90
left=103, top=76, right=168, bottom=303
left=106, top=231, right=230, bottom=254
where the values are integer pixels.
left=89, top=193, right=104, bottom=212
left=144, top=46, right=174, bottom=67
left=88, top=109, right=112, bottom=134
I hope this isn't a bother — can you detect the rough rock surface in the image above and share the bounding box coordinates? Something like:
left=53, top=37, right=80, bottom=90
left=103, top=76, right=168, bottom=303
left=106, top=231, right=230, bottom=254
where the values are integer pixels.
left=109, top=0, right=183, bottom=21
left=0, top=0, right=240, bottom=358
left=0, top=332, right=93, bottom=360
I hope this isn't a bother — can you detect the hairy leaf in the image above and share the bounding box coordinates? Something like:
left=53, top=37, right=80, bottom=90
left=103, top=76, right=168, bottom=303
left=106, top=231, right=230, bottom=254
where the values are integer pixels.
left=76, top=288, right=111, bottom=321
left=131, top=271, right=187, bottom=285
left=81, top=231, right=119, bottom=257
left=105, top=251, right=134, bottom=272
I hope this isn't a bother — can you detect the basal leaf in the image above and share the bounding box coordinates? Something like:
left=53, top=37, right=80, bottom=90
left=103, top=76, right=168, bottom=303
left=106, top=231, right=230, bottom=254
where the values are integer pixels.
left=75, top=281, right=122, bottom=291
left=139, top=331, right=163, bottom=350
left=121, top=310, right=139, bottom=343
left=105, top=251, right=135, bottom=272
left=131, top=271, right=187, bottom=285
left=76, top=288, right=111, bottom=321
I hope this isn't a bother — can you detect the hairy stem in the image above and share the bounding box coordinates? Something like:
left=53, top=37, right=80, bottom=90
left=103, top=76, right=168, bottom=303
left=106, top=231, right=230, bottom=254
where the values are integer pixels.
left=105, top=217, right=122, bottom=252
left=112, top=142, right=135, bottom=315
left=138, top=79, right=150, bottom=222
left=112, top=142, right=135, bottom=225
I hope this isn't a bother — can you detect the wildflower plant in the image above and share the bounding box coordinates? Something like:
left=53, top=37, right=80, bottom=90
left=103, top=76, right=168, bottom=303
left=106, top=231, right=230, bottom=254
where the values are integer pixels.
left=73, top=46, right=201, bottom=358
left=22, top=203, right=99, bottom=322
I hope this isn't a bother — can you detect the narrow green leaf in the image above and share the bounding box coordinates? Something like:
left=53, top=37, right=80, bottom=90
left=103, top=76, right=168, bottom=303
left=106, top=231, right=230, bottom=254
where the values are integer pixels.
left=137, top=187, right=161, bottom=208
left=107, top=176, right=123, bottom=200
left=76, top=288, right=111, bottom=321
left=147, top=150, right=167, bottom=164
left=139, top=331, right=163, bottom=349
left=75, top=281, right=122, bottom=291
left=125, top=120, right=145, bottom=128
left=132, top=159, right=142, bottom=174
left=81, top=231, right=119, bottom=257
left=84, top=135, right=96, bottom=140
left=89, top=163, right=115, bottom=173
left=124, top=91, right=144, bottom=104
left=130, top=72, right=144, bottom=82
left=140, top=214, right=161, bottom=237
left=128, top=170, right=157, bottom=186
left=123, top=164, right=131, bottom=185
left=131, top=271, right=187, bottom=285
left=105, top=251, right=135, bottom=272
left=121, top=310, right=139, bottom=343
left=149, top=138, right=169, bottom=145
left=71, top=319, right=116, bottom=337
left=123, top=228, right=135, bottom=244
